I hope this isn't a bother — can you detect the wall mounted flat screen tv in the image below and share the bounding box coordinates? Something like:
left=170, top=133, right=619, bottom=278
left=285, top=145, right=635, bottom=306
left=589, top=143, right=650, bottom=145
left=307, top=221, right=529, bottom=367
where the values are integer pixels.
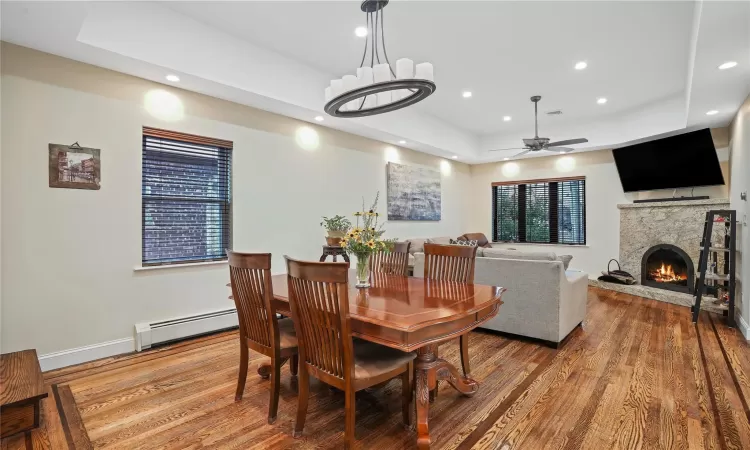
left=612, top=128, right=724, bottom=193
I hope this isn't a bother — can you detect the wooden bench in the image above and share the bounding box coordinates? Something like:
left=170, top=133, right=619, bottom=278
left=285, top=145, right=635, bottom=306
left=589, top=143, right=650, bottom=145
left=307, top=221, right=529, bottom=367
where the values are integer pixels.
left=1, top=349, right=48, bottom=439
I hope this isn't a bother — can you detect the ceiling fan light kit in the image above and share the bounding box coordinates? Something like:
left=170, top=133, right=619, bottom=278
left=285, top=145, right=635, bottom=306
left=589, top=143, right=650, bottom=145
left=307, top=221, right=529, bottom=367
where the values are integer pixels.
left=491, top=95, right=589, bottom=157
left=324, top=0, right=436, bottom=118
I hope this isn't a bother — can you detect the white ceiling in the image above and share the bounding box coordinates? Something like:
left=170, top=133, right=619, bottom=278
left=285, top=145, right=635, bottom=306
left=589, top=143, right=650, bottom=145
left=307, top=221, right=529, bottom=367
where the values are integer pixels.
left=2, top=1, right=749, bottom=163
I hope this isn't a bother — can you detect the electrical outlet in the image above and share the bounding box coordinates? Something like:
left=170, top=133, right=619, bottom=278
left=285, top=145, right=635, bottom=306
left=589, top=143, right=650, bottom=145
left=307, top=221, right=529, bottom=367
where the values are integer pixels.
left=741, top=191, right=747, bottom=201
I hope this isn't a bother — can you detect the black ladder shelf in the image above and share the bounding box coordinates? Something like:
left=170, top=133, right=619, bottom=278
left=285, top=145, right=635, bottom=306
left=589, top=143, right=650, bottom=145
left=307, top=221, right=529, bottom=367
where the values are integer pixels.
left=691, top=210, right=737, bottom=326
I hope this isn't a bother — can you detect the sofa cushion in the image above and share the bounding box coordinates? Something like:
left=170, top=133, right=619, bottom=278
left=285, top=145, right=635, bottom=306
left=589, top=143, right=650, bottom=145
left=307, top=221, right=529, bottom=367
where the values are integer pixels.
left=426, top=236, right=452, bottom=245
left=482, top=248, right=557, bottom=261
left=558, top=254, right=573, bottom=270
left=405, top=238, right=427, bottom=255
left=458, top=233, right=492, bottom=248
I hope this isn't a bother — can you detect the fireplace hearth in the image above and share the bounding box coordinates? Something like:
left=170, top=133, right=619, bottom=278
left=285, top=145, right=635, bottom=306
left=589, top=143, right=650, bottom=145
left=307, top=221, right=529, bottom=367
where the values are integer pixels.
left=641, top=244, right=694, bottom=293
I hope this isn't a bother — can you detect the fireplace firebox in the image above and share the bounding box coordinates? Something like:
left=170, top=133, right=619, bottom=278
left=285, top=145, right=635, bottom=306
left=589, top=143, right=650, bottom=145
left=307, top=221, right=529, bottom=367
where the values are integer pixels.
left=641, top=244, right=694, bottom=293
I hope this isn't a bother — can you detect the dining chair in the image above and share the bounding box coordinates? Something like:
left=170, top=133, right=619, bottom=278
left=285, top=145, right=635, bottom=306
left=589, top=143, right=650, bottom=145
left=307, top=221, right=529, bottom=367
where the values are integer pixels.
left=423, top=243, right=478, bottom=377
left=228, top=251, right=299, bottom=425
left=371, top=241, right=411, bottom=276
left=285, top=257, right=415, bottom=449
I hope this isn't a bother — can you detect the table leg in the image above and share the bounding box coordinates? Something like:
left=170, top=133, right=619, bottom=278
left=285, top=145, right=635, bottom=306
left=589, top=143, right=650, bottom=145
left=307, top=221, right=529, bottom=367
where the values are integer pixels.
left=415, top=344, right=479, bottom=449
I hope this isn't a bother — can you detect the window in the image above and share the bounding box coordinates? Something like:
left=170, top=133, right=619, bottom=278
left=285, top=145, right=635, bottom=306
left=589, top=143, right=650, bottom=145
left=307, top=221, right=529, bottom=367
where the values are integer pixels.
left=492, top=177, right=585, bottom=245
left=142, top=127, right=232, bottom=266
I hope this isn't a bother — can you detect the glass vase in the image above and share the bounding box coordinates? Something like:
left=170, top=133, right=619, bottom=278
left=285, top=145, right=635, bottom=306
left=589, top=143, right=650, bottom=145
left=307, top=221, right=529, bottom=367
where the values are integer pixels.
left=355, top=253, right=371, bottom=288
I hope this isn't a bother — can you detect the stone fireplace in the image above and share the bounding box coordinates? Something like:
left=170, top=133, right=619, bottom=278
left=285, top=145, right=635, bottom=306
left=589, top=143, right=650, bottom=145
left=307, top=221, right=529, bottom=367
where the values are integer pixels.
left=590, top=198, right=729, bottom=311
left=640, top=244, right=694, bottom=293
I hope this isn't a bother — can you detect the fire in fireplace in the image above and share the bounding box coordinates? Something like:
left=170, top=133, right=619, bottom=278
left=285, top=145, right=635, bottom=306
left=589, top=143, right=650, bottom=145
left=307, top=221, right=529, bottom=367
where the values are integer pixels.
left=641, top=244, right=694, bottom=293
left=650, top=262, right=688, bottom=283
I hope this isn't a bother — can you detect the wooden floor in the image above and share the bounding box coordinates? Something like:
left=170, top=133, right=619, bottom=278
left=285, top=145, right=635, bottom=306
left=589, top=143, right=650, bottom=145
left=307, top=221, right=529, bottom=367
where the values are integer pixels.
left=3, top=288, right=750, bottom=449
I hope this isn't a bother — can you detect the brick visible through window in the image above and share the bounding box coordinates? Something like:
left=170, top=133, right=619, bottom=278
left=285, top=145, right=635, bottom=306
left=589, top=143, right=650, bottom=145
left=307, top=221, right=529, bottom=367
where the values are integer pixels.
left=142, top=128, right=232, bottom=266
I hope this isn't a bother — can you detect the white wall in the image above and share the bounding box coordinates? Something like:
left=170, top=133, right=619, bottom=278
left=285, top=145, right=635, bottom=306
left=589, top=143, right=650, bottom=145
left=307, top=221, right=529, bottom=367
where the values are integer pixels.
left=0, top=44, right=472, bottom=358
left=468, top=143, right=729, bottom=279
left=729, top=94, right=750, bottom=337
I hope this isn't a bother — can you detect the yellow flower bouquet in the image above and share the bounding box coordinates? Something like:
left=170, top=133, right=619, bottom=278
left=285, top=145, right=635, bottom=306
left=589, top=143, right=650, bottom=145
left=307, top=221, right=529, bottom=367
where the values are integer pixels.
left=339, top=192, right=395, bottom=287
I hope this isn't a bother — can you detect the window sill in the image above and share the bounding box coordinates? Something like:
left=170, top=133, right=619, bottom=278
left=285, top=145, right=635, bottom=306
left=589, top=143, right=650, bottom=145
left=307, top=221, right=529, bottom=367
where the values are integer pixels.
left=134, top=260, right=228, bottom=272
left=492, top=242, right=589, bottom=248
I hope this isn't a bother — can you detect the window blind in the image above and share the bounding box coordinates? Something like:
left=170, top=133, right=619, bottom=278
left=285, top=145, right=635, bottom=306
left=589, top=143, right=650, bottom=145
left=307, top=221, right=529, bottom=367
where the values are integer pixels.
left=142, top=127, right=232, bottom=266
left=492, top=177, right=585, bottom=245
left=493, top=184, right=518, bottom=241
left=557, top=179, right=586, bottom=244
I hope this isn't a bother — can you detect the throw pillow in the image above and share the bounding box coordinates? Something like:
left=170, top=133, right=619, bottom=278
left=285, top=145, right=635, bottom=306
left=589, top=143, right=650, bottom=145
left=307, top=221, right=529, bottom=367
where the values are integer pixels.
left=450, top=238, right=478, bottom=247
left=425, top=236, right=452, bottom=245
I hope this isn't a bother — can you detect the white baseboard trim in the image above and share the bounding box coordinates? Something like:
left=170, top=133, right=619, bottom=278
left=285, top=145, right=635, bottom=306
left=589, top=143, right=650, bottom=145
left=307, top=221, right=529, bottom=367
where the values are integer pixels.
left=38, top=337, right=135, bottom=372
left=738, top=313, right=750, bottom=340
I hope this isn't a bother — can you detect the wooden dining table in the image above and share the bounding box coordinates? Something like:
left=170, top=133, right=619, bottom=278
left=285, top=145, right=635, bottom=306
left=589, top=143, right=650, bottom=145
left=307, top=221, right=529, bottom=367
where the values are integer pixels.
left=261, top=271, right=505, bottom=449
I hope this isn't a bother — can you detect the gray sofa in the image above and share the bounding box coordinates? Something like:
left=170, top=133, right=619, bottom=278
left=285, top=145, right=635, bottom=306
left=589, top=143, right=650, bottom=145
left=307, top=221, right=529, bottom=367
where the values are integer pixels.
left=413, top=247, right=588, bottom=345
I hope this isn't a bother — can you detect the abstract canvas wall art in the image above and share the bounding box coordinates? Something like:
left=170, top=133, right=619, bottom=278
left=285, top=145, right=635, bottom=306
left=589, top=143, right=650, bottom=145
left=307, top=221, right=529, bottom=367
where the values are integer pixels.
left=386, top=162, right=441, bottom=221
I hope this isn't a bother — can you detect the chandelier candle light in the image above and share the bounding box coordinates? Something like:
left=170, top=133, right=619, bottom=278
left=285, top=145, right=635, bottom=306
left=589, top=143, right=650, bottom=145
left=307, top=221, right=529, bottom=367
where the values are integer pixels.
left=324, top=0, right=436, bottom=118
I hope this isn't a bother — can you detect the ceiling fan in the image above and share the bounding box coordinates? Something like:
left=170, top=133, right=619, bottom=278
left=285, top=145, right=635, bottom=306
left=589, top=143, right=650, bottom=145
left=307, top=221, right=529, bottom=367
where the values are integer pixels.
left=490, top=96, right=589, bottom=157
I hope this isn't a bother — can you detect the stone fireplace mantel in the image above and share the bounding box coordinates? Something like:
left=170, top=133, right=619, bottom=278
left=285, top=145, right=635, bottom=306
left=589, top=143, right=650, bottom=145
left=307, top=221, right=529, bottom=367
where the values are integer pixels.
left=618, top=198, right=729, bottom=284
left=589, top=198, right=730, bottom=311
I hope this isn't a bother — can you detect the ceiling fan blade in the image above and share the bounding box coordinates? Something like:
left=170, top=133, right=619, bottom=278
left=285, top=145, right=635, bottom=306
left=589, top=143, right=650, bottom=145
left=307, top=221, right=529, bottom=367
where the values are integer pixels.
left=513, top=149, right=532, bottom=158
left=544, top=147, right=575, bottom=153
left=489, top=147, right=527, bottom=152
left=547, top=138, right=588, bottom=147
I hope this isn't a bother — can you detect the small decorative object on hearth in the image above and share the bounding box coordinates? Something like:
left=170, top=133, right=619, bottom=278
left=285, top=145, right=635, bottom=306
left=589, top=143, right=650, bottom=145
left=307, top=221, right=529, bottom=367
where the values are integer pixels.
left=320, top=215, right=352, bottom=247
left=49, top=142, right=101, bottom=190
left=340, top=193, right=395, bottom=288
left=598, top=259, right=637, bottom=285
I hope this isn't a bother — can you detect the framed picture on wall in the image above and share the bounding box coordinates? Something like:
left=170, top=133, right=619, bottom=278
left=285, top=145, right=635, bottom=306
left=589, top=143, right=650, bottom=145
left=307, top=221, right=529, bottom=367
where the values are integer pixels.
left=386, top=162, right=441, bottom=221
left=48, top=143, right=101, bottom=190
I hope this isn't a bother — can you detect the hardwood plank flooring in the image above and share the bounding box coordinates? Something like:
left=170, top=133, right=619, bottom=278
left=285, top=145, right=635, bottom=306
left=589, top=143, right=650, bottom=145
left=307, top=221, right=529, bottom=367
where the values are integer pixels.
left=5, top=288, right=750, bottom=449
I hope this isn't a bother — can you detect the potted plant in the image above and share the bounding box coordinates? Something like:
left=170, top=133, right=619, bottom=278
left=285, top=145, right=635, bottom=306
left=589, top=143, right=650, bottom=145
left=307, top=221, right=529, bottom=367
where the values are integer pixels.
left=321, top=215, right=352, bottom=247
left=340, top=193, right=395, bottom=288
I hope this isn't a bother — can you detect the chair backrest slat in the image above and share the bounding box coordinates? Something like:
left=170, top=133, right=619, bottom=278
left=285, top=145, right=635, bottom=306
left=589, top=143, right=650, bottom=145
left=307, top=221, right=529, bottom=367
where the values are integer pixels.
left=371, top=241, right=411, bottom=276
left=286, top=258, right=352, bottom=381
left=423, top=243, right=477, bottom=283
left=228, top=251, right=276, bottom=349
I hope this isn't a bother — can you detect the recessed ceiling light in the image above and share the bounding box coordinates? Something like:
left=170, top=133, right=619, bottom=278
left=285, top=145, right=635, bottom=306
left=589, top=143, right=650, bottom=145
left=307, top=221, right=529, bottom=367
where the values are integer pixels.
left=165, top=74, right=180, bottom=82
left=718, top=61, right=737, bottom=70
left=706, top=110, right=719, bottom=116
left=575, top=61, right=587, bottom=70
left=462, top=91, right=472, bottom=98
left=452, top=156, right=458, bottom=159
left=503, top=116, right=512, bottom=122
left=355, top=26, right=368, bottom=37
left=314, top=115, right=324, bottom=121
left=503, top=157, right=509, bottom=161
left=398, top=140, right=406, bottom=144
left=559, top=151, right=566, bottom=154
left=597, top=97, right=607, bottom=104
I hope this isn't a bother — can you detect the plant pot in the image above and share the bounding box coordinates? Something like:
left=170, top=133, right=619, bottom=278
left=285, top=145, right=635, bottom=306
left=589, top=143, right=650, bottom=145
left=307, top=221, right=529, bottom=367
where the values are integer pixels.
left=326, top=236, right=343, bottom=247
left=326, top=231, right=346, bottom=247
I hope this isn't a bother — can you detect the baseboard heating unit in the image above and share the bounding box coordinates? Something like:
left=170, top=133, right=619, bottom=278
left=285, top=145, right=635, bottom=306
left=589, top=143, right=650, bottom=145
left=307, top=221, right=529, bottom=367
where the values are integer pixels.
left=135, top=308, right=238, bottom=351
